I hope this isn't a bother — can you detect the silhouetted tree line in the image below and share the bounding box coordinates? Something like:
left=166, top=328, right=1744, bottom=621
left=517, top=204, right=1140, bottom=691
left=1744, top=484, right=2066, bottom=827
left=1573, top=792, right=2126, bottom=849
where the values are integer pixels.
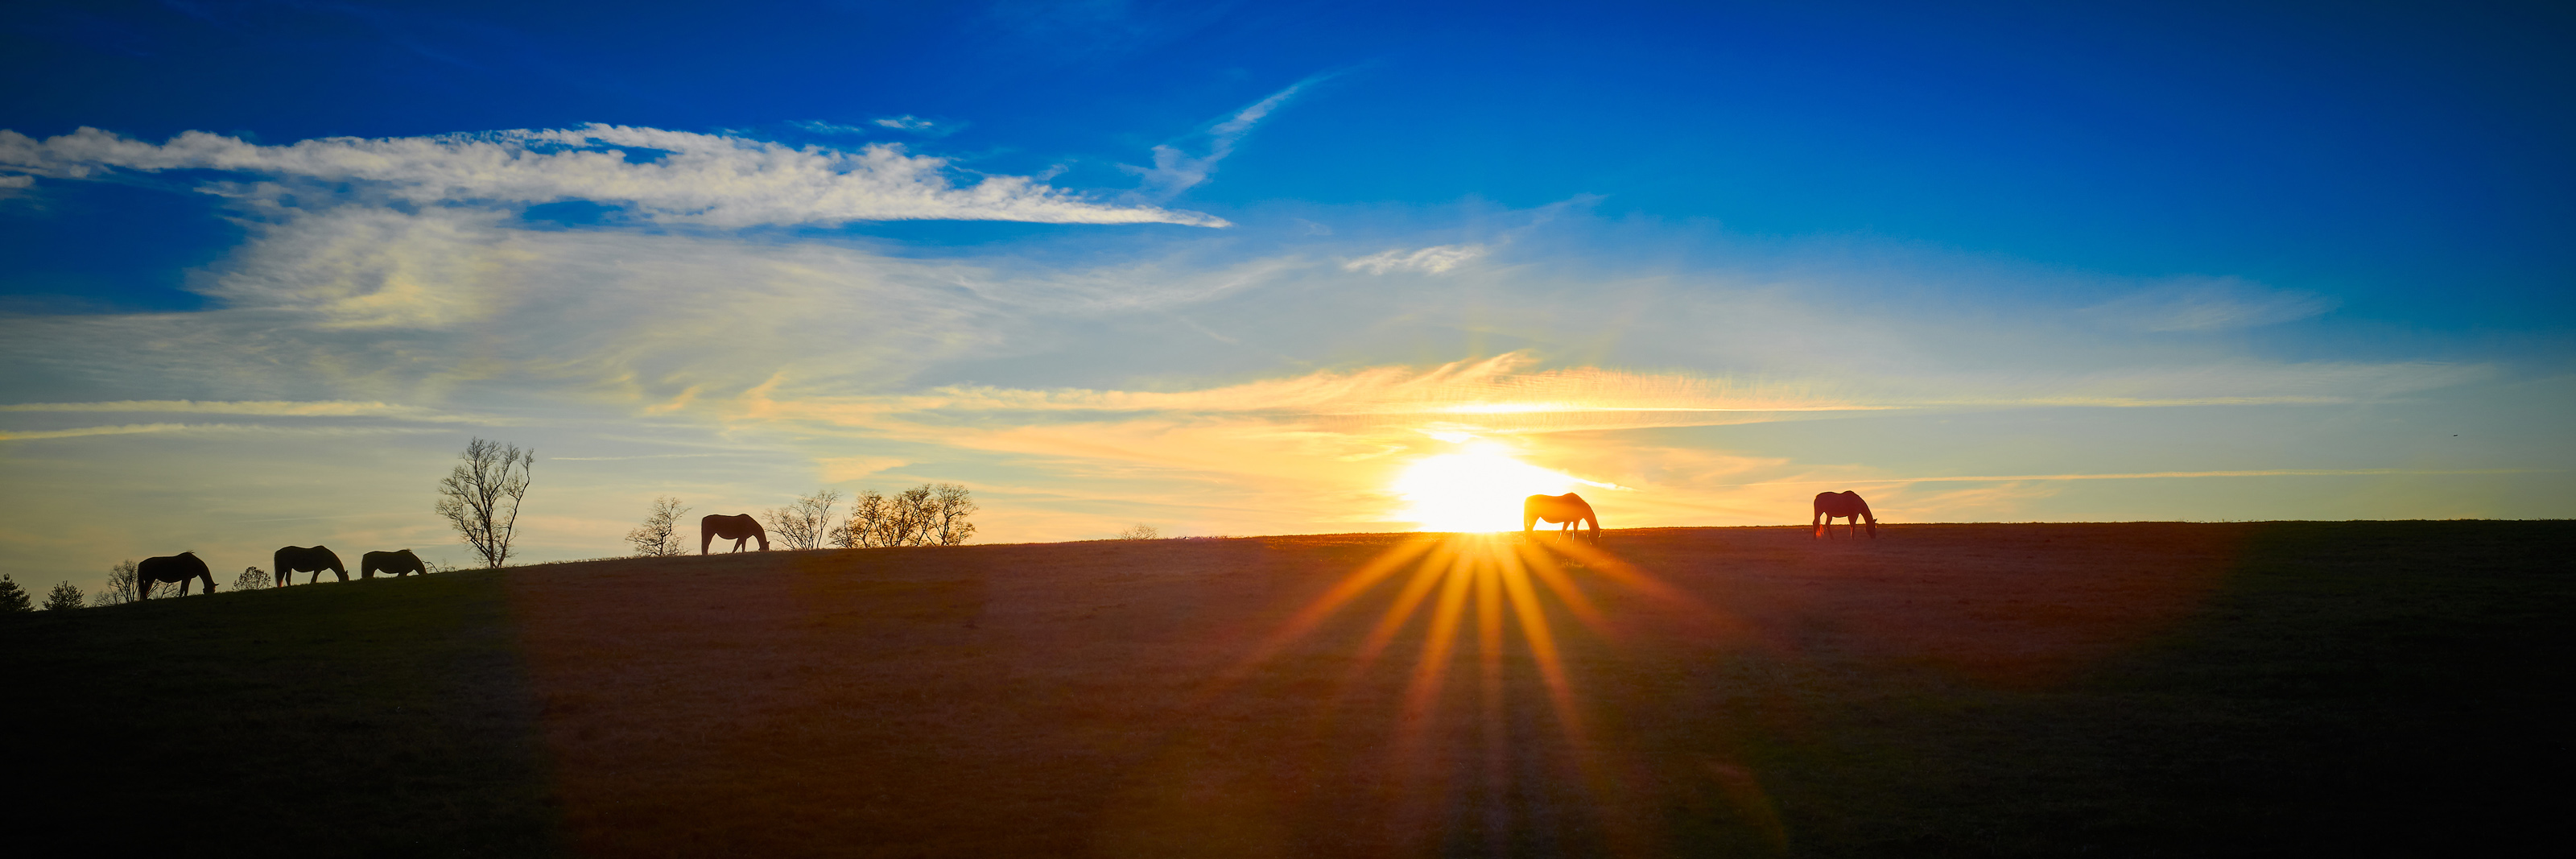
left=628, top=484, right=977, bottom=555
left=840, top=484, right=977, bottom=547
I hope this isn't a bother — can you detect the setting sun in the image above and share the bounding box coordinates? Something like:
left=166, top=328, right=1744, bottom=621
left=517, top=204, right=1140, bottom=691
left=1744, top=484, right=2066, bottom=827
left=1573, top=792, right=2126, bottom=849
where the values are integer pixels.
left=1393, top=440, right=1595, bottom=531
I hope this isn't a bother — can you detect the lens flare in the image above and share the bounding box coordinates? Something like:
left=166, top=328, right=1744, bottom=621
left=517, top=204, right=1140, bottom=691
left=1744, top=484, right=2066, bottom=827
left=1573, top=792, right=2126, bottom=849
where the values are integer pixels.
left=1207, top=531, right=1724, bottom=852
left=1393, top=442, right=1586, bottom=531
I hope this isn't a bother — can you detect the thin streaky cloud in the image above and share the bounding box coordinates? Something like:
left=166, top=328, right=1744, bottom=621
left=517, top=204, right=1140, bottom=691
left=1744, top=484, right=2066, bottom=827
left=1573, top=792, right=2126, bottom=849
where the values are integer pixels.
left=0, top=125, right=1226, bottom=227
left=0, top=399, right=495, bottom=421
left=1343, top=244, right=1487, bottom=275
left=869, top=115, right=963, bottom=136
left=0, top=423, right=195, bottom=440
left=1724, top=469, right=2547, bottom=487
left=1129, top=74, right=1328, bottom=198
left=0, top=423, right=443, bottom=440
left=2083, top=275, right=2339, bottom=332
left=550, top=452, right=742, bottom=460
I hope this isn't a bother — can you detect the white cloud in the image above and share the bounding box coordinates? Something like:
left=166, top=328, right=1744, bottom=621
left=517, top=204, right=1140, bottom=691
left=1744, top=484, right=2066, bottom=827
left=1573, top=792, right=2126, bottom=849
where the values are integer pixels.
left=869, top=115, right=964, bottom=136
left=789, top=120, right=873, bottom=135
left=2083, top=275, right=2337, bottom=332
left=1127, top=76, right=1320, bottom=198
left=2, top=194, right=2562, bottom=593
left=0, top=124, right=1225, bottom=227
left=1342, top=243, right=1487, bottom=275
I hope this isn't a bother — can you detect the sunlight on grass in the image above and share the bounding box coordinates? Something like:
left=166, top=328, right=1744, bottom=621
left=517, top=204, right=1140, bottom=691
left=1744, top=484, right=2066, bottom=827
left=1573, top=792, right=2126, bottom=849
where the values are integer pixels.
left=1221, top=531, right=1723, bottom=847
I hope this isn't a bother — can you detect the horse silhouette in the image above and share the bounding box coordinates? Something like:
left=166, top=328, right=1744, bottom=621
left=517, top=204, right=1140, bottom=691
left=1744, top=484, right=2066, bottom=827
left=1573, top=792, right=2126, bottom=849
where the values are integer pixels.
left=274, top=545, right=348, bottom=584
left=137, top=552, right=215, bottom=599
left=701, top=514, right=770, bottom=554
left=1523, top=493, right=1600, bottom=543
left=362, top=549, right=427, bottom=579
left=1812, top=490, right=1878, bottom=539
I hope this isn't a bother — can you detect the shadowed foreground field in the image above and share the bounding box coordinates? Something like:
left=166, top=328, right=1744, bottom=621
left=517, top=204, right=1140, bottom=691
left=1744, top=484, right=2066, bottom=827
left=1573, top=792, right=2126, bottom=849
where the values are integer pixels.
left=6, top=522, right=2569, bottom=857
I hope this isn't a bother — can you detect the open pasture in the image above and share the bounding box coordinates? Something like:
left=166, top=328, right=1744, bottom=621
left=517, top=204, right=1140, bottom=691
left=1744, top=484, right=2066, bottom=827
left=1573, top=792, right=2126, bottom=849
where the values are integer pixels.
left=5, top=521, right=2567, bottom=857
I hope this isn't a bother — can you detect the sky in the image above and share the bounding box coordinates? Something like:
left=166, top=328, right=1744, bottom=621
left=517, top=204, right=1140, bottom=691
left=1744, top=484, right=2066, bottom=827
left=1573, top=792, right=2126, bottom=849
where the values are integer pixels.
left=3, top=0, right=2570, bottom=593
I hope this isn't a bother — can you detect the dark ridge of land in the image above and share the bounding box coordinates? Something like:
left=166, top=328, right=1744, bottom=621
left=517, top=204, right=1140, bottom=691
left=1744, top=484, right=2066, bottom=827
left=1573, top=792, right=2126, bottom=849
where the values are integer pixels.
left=3, top=522, right=2569, bottom=857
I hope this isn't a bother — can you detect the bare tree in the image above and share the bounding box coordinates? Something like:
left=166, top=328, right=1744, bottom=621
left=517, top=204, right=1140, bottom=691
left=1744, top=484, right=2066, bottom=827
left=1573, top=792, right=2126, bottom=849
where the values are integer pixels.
left=230, top=567, right=269, bottom=592
left=764, top=489, right=843, bottom=550
left=625, top=496, right=691, bottom=556
left=930, top=483, right=979, bottom=546
left=435, top=437, right=535, bottom=568
left=1117, top=523, right=1160, bottom=540
left=837, top=489, right=886, bottom=547
left=43, top=580, right=84, bottom=610
left=888, top=485, right=934, bottom=547
left=836, top=483, right=980, bottom=547
left=92, top=559, right=171, bottom=605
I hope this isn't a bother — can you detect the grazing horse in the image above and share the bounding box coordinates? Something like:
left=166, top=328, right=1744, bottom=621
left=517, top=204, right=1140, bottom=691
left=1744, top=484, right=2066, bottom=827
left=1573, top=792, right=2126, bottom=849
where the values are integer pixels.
left=1523, top=493, right=1600, bottom=544
left=1812, top=491, right=1878, bottom=539
left=274, top=545, right=349, bottom=584
left=137, top=552, right=216, bottom=599
left=700, top=514, right=770, bottom=555
left=361, top=549, right=428, bottom=579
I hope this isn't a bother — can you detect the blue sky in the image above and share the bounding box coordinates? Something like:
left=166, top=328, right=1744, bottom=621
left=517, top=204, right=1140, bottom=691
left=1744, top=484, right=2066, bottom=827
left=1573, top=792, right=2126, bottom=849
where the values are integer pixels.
left=3, top=1, right=2570, bottom=590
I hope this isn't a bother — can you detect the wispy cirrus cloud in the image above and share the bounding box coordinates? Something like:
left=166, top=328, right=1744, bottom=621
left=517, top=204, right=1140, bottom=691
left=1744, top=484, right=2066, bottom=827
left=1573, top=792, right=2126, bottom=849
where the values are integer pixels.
left=0, top=124, right=1225, bottom=227
left=0, top=422, right=444, bottom=440
left=749, top=352, right=1875, bottom=429
left=1342, top=243, right=1487, bottom=275
left=1723, top=468, right=2542, bottom=486
left=0, top=399, right=497, bottom=420
left=1127, top=76, right=1324, bottom=198
left=871, top=115, right=964, bottom=136
left=2083, top=275, right=2338, bottom=332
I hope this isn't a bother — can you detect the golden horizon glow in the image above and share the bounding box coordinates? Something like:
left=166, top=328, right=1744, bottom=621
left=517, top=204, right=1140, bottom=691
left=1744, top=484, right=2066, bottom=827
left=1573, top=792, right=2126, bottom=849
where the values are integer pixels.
left=1392, top=440, right=1589, bottom=532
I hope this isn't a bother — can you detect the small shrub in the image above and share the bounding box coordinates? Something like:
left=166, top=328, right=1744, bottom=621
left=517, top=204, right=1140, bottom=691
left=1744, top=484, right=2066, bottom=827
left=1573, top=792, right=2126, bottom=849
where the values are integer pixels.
left=625, top=496, right=691, bottom=556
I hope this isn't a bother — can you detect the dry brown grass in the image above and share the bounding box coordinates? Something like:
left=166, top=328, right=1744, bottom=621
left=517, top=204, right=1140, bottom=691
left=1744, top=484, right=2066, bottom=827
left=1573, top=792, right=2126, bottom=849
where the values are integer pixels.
left=496, top=523, right=2368, bottom=857
left=11, top=522, right=2566, bottom=857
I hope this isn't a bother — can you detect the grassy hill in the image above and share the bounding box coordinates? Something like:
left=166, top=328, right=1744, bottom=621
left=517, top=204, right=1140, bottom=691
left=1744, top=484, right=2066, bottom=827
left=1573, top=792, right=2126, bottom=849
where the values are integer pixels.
left=6, top=522, right=2570, bottom=857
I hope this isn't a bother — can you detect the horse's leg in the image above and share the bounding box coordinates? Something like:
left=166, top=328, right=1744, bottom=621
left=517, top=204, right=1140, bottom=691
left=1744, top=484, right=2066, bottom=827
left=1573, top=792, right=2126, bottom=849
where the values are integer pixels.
left=1814, top=508, right=1826, bottom=539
